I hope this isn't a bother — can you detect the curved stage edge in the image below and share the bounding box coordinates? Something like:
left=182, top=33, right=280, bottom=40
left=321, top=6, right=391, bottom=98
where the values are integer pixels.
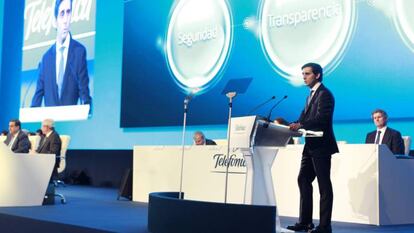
left=148, top=192, right=276, bottom=233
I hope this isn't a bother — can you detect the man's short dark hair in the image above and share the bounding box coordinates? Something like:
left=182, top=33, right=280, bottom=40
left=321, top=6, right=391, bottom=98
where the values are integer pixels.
left=10, top=119, right=21, bottom=128
left=371, top=109, right=388, bottom=119
left=54, top=0, right=73, bottom=18
left=302, top=62, right=323, bottom=82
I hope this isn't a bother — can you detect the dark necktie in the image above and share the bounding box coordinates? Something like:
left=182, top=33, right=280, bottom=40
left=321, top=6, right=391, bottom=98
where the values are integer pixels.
left=305, top=90, right=314, bottom=111
left=38, top=136, right=47, bottom=152
left=374, top=131, right=381, bottom=144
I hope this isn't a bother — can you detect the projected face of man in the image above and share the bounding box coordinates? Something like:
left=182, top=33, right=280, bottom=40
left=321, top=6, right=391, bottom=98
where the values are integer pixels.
left=302, top=66, right=320, bottom=88
left=373, top=112, right=387, bottom=129
left=56, top=0, right=72, bottom=45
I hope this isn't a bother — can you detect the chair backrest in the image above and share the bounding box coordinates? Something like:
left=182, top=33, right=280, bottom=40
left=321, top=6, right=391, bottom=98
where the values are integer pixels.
left=0, top=135, right=6, bottom=143
left=402, top=136, right=411, bottom=155
left=28, top=135, right=41, bottom=152
left=58, top=135, right=71, bottom=173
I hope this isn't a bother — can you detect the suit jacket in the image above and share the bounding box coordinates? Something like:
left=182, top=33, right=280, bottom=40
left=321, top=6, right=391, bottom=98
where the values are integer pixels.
left=31, top=37, right=92, bottom=107
left=365, top=127, right=405, bottom=154
left=4, top=131, right=31, bottom=153
left=205, top=139, right=217, bottom=145
left=298, top=83, right=339, bottom=157
left=36, top=131, right=62, bottom=163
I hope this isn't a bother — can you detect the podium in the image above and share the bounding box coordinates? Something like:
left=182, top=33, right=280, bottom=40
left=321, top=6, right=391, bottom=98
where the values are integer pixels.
left=0, top=143, right=55, bottom=207
left=229, top=116, right=302, bottom=232
left=230, top=116, right=301, bottom=205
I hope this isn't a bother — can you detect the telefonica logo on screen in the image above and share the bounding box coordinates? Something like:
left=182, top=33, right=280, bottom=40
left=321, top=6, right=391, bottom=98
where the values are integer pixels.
left=24, top=0, right=93, bottom=42
left=260, top=0, right=355, bottom=85
left=393, top=0, right=414, bottom=53
left=22, top=0, right=96, bottom=71
left=166, top=0, right=232, bottom=93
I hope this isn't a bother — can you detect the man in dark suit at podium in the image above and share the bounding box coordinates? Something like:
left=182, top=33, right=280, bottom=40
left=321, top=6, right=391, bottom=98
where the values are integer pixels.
left=288, top=63, right=338, bottom=233
left=365, top=109, right=404, bottom=154
left=4, top=119, right=31, bottom=153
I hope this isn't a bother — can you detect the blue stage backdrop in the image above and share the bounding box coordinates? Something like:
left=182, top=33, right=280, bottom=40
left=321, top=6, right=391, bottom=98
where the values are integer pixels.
left=121, top=0, right=414, bottom=127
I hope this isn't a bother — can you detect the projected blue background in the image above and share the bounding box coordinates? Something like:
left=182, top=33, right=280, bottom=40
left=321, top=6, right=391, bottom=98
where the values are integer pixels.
left=1, top=0, right=414, bottom=150
left=121, top=0, right=414, bottom=127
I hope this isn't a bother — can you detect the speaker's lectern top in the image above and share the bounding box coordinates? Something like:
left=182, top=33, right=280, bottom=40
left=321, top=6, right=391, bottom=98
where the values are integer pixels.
left=230, top=115, right=302, bottom=149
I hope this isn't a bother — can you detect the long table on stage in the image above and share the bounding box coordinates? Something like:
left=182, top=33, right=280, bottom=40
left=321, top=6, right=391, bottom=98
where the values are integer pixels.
left=133, top=144, right=414, bottom=225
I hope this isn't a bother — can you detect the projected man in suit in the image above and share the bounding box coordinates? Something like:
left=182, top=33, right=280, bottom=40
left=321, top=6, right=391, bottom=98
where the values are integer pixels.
left=36, top=119, right=62, bottom=179
left=4, top=119, right=31, bottom=153
left=31, top=0, right=92, bottom=107
left=365, top=109, right=404, bottom=154
left=288, top=63, right=338, bottom=233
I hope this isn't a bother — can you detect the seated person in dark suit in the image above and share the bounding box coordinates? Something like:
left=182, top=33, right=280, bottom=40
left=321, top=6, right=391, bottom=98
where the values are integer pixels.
left=1, top=130, right=8, bottom=136
left=193, top=131, right=216, bottom=145
left=365, top=109, right=404, bottom=154
left=36, top=119, right=62, bottom=179
left=3, top=119, right=31, bottom=153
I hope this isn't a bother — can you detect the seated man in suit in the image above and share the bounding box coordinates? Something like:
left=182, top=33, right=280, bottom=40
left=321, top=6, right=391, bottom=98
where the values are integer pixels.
left=365, top=109, right=404, bottom=154
left=3, top=119, right=31, bottom=153
left=36, top=119, right=62, bottom=179
left=193, top=131, right=216, bottom=145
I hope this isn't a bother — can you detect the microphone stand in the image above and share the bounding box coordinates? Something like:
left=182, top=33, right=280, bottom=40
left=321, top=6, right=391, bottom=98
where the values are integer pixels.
left=224, top=91, right=236, bottom=204
left=178, top=96, right=191, bottom=199
left=266, top=95, right=288, bottom=121
left=247, top=96, right=276, bottom=115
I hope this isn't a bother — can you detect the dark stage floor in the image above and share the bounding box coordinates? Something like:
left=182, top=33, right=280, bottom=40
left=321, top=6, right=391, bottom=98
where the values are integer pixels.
left=0, top=186, right=413, bottom=233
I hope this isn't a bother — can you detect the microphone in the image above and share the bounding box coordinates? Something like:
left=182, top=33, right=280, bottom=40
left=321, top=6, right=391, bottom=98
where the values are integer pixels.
left=248, top=96, right=276, bottom=115
left=266, top=95, right=288, bottom=121
left=184, top=88, right=200, bottom=104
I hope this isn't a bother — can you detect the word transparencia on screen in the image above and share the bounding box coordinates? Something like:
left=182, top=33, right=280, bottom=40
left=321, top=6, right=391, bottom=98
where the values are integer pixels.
left=268, top=3, right=342, bottom=28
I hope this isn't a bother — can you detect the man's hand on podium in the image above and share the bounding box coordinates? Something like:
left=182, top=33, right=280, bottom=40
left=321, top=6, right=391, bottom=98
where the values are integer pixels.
left=289, top=122, right=302, bottom=131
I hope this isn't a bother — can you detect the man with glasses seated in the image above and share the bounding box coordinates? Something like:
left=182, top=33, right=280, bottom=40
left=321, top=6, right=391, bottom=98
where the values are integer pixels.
left=193, top=131, right=216, bottom=146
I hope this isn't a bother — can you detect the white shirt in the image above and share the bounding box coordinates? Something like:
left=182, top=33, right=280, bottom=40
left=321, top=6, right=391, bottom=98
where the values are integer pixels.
left=375, top=126, right=387, bottom=144
left=45, top=130, right=53, bottom=138
left=55, top=33, right=71, bottom=84
left=309, top=82, right=321, bottom=101
left=8, top=131, right=19, bottom=149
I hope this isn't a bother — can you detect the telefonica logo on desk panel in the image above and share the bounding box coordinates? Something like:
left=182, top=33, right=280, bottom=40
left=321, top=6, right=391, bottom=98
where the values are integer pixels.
left=166, top=0, right=232, bottom=94
left=259, top=0, right=355, bottom=85
left=211, top=153, right=247, bottom=174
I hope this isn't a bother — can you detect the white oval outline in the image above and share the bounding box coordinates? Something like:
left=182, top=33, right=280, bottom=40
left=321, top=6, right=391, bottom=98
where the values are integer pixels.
left=258, top=0, right=357, bottom=83
left=393, top=0, right=414, bottom=53
left=166, top=0, right=233, bottom=93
